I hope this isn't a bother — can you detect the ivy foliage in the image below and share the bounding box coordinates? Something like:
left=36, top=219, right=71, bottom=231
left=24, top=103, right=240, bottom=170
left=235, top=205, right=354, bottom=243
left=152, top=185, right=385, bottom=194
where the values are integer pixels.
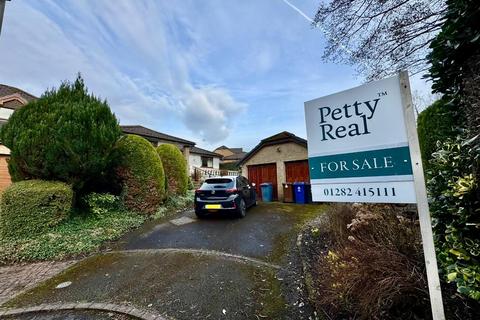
left=82, top=192, right=121, bottom=216
left=0, top=75, right=121, bottom=192
left=425, top=0, right=480, bottom=301
left=0, top=180, right=73, bottom=239
left=428, top=135, right=480, bottom=300
left=156, top=144, right=188, bottom=196
left=115, top=135, right=166, bottom=214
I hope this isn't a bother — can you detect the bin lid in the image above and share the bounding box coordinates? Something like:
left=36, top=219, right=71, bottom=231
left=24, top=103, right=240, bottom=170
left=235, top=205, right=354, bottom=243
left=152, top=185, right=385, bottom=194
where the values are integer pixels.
left=260, top=182, right=272, bottom=186
left=293, top=182, right=306, bottom=186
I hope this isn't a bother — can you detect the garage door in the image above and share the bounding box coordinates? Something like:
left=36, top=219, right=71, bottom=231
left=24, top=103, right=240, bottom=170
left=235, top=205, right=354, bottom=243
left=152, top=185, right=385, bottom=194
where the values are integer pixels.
left=285, top=160, right=310, bottom=183
left=247, top=163, right=278, bottom=200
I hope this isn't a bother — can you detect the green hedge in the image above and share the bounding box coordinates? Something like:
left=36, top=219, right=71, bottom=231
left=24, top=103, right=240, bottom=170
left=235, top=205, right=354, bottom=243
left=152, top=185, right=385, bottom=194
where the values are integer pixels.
left=428, top=134, right=480, bottom=300
left=157, top=144, right=188, bottom=196
left=0, top=180, right=73, bottom=239
left=116, top=135, right=165, bottom=214
left=417, top=99, right=459, bottom=171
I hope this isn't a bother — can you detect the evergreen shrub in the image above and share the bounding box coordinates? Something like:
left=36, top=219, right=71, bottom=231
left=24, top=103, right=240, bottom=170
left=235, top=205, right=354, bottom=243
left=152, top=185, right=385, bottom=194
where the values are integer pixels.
left=0, top=180, right=73, bottom=239
left=116, top=135, right=165, bottom=214
left=156, top=144, right=188, bottom=196
left=0, top=75, right=121, bottom=193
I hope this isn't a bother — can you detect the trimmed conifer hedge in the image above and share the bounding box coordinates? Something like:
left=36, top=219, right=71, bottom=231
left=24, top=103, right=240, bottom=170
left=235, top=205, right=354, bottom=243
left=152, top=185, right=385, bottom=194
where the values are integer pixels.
left=157, top=144, right=188, bottom=196
left=417, top=99, right=459, bottom=171
left=116, top=135, right=166, bottom=214
left=0, top=180, right=73, bottom=239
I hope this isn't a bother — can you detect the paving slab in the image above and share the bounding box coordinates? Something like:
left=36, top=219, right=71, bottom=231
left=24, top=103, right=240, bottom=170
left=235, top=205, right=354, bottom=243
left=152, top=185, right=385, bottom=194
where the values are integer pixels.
left=169, top=216, right=195, bottom=226
left=0, top=261, right=76, bottom=306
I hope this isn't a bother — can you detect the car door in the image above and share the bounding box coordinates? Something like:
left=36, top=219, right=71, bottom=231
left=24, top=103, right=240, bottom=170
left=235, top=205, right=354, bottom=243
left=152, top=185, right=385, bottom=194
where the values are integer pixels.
left=241, top=176, right=255, bottom=206
left=236, top=177, right=249, bottom=206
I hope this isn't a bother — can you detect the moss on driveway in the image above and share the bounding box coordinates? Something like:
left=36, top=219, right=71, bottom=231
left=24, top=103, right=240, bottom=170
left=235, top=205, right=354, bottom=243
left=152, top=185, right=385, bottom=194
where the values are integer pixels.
left=4, top=202, right=327, bottom=319
left=5, top=251, right=287, bottom=319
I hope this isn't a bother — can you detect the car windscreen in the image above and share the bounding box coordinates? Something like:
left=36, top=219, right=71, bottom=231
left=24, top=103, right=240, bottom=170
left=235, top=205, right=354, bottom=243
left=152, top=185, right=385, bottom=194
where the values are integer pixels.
left=200, top=178, right=234, bottom=190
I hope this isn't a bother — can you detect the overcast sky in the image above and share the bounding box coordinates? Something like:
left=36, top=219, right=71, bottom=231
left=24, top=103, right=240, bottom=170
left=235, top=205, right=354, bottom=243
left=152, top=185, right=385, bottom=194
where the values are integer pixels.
left=0, top=0, right=432, bottom=151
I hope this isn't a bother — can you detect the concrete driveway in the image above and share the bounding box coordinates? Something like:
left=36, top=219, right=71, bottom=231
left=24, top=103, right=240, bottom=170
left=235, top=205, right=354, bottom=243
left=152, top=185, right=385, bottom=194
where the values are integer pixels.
left=2, top=202, right=325, bottom=320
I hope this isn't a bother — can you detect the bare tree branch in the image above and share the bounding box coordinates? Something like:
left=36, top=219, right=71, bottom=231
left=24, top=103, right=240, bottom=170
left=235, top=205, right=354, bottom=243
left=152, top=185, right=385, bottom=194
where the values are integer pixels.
left=313, top=0, right=446, bottom=80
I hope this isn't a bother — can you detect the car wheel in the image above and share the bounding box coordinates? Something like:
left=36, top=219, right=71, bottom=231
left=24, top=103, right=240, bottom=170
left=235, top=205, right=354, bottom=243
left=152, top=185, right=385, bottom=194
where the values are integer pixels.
left=237, top=199, right=247, bottom=218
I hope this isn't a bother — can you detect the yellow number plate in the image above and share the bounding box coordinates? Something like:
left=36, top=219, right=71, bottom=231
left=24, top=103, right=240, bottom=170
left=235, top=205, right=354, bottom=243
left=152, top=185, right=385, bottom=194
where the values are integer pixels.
left=205, top=204, right=222, bottom=209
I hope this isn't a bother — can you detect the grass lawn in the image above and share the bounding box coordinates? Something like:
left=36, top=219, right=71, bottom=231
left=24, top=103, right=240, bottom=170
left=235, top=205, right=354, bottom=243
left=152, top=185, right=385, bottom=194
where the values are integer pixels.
left=0, top=191, right=193, bottom=264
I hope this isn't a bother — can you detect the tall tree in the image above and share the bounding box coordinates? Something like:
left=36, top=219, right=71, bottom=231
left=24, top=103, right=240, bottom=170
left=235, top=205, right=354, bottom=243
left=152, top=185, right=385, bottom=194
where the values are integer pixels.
left=0, top=75, right=122, bottom=193
left=313, top=0, right=446, bottom=80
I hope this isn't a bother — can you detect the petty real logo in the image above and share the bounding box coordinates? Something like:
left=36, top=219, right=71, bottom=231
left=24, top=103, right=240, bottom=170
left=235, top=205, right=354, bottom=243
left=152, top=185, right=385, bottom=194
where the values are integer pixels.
left=317, top=98, right=380, bottom=141
left=309, top=93, right=413, bottom=180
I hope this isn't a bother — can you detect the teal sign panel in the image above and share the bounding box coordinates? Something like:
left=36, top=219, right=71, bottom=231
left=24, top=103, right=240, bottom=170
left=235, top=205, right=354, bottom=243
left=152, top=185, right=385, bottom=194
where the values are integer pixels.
left=309, top=146, right=413, bottom=179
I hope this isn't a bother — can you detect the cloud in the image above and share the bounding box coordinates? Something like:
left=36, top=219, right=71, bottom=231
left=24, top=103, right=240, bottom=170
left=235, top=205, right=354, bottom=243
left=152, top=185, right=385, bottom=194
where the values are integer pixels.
left=0, top=0, right=247, bottom=143
left=180, top=86, right=246, bottom=143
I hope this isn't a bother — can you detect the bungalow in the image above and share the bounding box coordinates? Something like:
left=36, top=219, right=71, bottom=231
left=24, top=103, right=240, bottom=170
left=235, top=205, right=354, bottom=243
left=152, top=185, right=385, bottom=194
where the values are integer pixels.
left=189, top=146, right=221, bottom=170
left=120, top=125, right=222, bottom=174
left=238, top=131, right=310, bottom=201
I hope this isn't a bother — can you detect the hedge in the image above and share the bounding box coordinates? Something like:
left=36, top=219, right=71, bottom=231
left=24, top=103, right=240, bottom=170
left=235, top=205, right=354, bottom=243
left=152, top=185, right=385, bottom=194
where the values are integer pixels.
left=417, top=98, right=459, bottom=171
left=115, top=135, right=166, bottom=214
left=156, top=144, right=188, bottom=196
left=0, top=180, right=73, bottom=239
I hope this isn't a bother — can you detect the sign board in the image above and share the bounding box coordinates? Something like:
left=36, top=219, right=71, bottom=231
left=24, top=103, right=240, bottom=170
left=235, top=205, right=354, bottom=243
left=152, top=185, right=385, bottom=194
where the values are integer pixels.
left=304, top=71, right=445, bottom=320
left=304, top=74, right=415, bottom=203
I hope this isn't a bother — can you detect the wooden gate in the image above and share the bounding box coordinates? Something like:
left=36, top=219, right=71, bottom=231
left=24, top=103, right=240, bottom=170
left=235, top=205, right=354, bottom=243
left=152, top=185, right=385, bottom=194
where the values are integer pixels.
left=247, top=163, right=278, bottom=200
left=285, top=160, right=310, bottom=183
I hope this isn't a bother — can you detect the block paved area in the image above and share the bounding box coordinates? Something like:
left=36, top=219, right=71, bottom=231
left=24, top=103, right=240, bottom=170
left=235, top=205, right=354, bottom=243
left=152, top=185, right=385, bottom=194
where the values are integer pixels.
left=0, top=260, right=76, bottom=305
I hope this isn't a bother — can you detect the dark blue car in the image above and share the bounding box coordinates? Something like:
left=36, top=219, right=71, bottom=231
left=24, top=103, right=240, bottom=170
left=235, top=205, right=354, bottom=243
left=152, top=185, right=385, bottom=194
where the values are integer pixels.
left=194, top=176, right=257, bottom=218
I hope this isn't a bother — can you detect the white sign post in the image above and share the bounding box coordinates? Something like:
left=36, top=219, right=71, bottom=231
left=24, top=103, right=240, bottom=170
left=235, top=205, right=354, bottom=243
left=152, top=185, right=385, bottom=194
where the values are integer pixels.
left=304, top=71, right=445, bottom=319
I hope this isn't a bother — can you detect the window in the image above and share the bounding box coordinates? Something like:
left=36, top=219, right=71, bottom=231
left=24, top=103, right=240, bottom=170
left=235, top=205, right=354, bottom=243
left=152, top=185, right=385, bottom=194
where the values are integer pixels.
left=201, top=156, right=213, bottom=168
left=200, top=178, right=234, bottom=190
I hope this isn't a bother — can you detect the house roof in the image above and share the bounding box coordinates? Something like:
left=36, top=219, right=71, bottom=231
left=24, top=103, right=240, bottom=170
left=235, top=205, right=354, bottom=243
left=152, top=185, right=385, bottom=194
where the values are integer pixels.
left=0, top=84, right=37, bottom=102
left=237, top=131, right=307, bottom=166
left=223, top=152, right=247, bottom=160
left=214, top=145, right=244, bottom=154
left=230, top=147, right=244, bottom=154
left=190, top=146, right=222, bottom=158
left=120, top=125, right=195, bottom=146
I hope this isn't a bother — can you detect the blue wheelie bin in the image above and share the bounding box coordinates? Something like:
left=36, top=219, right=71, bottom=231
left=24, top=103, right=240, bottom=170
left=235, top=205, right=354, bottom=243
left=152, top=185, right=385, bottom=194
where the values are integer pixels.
left=260, top=183, right=273, bottom=202
left=293, top=182, right=307, bottom=204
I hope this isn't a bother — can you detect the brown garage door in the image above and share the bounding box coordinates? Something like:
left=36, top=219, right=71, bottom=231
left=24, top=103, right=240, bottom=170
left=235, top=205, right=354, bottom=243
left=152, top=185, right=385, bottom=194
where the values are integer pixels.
left=285, top=160, right=310, bottom=183
left=247, top=163, right=278, bottom=200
